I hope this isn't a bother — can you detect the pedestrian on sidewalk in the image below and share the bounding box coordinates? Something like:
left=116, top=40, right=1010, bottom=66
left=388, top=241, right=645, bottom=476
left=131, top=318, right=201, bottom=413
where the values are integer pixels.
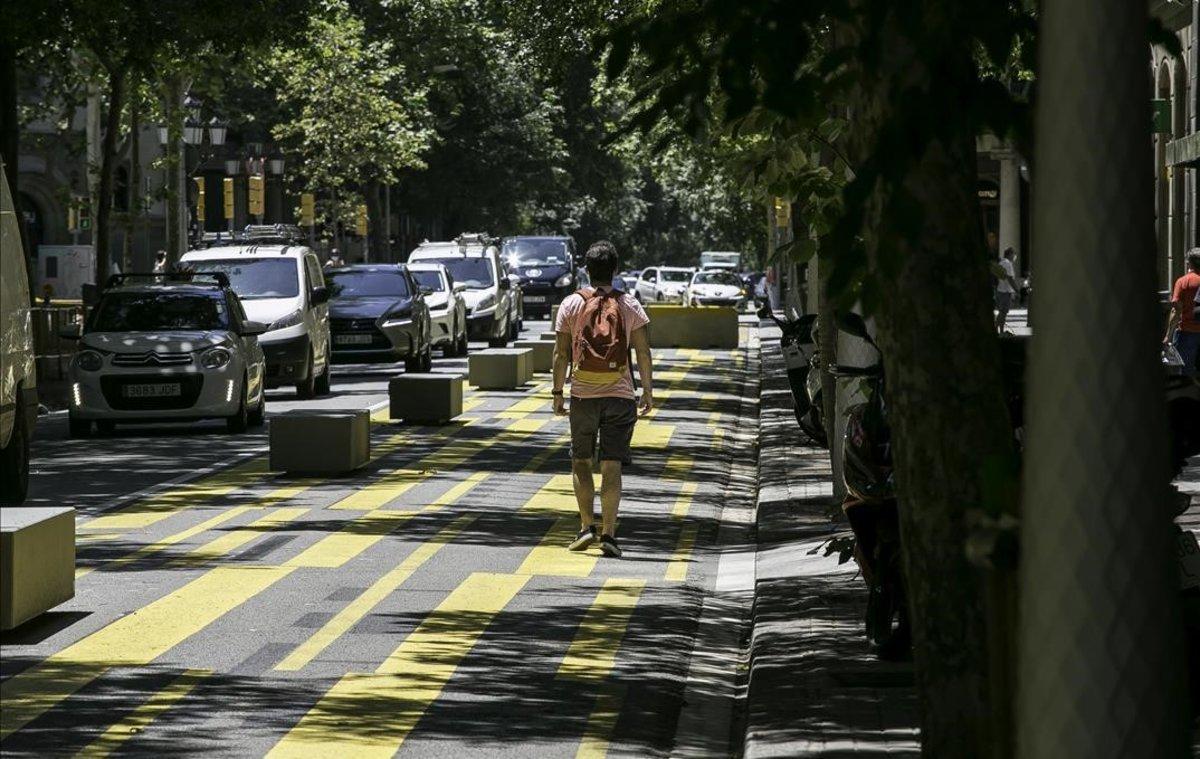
left=152, top=250, right=168, bottom=274
left=995, top=247, right=1018, bottom=334
left=552, top=241, right=654, bottom=558
left=1165, top=248, right=1200, bottom=376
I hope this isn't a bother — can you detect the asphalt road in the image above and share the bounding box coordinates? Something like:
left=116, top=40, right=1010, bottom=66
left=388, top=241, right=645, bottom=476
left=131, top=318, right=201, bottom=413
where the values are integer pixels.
left=1, top=318, right=759, bottom=757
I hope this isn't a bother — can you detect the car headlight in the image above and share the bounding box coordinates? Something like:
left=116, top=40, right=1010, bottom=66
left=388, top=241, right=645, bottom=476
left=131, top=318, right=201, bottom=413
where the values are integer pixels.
left=555, top=273, right=573, bottom=288
left=76, top=350, right=103, bottom=371
left=268, top=309, right=304, bottom=331
left=381, top=307, right=413, bottom=326
left=200, top=346, right=232, bottom=369
left=475, top=293, right=496, bottom=312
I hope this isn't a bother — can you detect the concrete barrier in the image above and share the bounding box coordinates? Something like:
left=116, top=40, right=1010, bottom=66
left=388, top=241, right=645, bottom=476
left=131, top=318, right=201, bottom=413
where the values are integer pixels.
left=540, top=331, right=558, bottom=342
left=1, top=506, right=75, bottom=631
left=270, top=409, right=370, bottom=474
left=514, top=339, right=556, bottom=373
left=389, top=374, right=463, bottom=423
left=469, top=348, right=533, bottom=389
left=643, top=304, right=739, bottom=349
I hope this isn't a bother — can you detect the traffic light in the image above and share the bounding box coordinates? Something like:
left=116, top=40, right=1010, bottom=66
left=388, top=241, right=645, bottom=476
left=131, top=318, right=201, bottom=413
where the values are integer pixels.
left=195, top=177, right=206, bottom=224
left=300, top=193, right=315, bottom=227
left=223, top=178, right=234, bottom=221
left=355, top=204, right=368, bottom=237
left=248, top=174, right=264, bottom=217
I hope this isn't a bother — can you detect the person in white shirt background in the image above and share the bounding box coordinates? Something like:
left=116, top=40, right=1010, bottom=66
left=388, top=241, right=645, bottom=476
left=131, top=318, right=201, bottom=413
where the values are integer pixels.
left=995, top=247, right=1018, bottom=334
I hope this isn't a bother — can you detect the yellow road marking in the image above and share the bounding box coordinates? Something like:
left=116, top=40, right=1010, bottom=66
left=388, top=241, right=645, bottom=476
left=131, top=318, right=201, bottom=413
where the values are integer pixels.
left=522, top=433, right=569, bottom=473
left=462, top=397, right=484, bottom=413
left=267, top=572, right=528, bottom=758
left=521, top=474, right=579, bottom=515
left=286, top=473, right=488, bottom=569
left=276, top=514, right=478, bottom=671
left=0, top=565, right=292, bottom=740
left=661, top=453, right=692, bottom=480
left=665, top=524, right=699, bottom=582
left=517, top=516, right=598, bottom=577
left=672, top=482, right=697, bottom=519
left=76, top=533, right=122, bottom=543
left=576, top=685, right=625, bottom=759
left=172, top=507, right=308, bottom=566
left=558, top=579, right=645, bottom=680
left=80, top=458, right=269, bottom=532
left=74, top=669, right=209, bottom=758
left=631, top=423, right=673, bottom=449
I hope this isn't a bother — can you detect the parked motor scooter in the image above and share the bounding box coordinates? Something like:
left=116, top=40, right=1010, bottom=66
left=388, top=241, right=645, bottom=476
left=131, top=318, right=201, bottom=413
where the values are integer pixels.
left=758, top=304, right=827, bottom=446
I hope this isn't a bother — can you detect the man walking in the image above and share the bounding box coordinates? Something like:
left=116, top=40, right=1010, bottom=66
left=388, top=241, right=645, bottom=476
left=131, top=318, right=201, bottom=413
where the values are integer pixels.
left=995, top=247, right=1018, bottom=334
left=1165, top=249, right=1200, bottom=376
left=553, top=241, right=654, bottom=558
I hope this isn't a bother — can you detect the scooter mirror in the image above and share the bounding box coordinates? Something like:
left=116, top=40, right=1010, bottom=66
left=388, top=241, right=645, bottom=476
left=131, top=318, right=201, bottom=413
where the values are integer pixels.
left=836, top=311, right=875, bottom=346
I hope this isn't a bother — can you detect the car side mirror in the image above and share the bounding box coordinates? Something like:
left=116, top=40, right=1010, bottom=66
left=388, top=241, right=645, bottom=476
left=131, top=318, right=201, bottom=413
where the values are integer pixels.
left=240, top=320, right=269, bottom=336
left=452, top=282, right=466, bottom=293
left=58, top=324, right=82, bottom=340
left=310, top=286, right=330, bottom=305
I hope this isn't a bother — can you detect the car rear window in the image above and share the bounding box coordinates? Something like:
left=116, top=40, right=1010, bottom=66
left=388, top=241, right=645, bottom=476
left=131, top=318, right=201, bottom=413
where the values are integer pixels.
left=89, top=292, right=229, bottom=332
left=410, top=270, right=445, bottom=291
left=327, top=270, right=411, bottom=298
left=187, top=258, right=299, bottom=299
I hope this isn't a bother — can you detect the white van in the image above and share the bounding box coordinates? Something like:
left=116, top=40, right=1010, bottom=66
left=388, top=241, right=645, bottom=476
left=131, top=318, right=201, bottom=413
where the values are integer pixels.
left=1, top=161, right=38, bottom=504
left=180, top=235, right=332, bottom=398
left=408, top=234, right=521, bottom=348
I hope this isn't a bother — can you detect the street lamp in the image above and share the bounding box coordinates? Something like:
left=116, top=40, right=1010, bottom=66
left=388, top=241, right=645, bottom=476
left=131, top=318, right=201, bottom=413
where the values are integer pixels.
left=208, top=118, right=228, bottom=147
left=183, top=120, right=204, bottom=146
left=183, top=94, right=202, bottom=124
left=224, top=159, right=241, bottom=176
left=267, top=155, right=285, bottom=176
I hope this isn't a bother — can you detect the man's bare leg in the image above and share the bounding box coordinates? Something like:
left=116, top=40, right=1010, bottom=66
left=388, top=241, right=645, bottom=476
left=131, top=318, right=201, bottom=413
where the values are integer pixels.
left=572, top=458, right=595, bottom=529
left=599, top=460, right=622, bottom=536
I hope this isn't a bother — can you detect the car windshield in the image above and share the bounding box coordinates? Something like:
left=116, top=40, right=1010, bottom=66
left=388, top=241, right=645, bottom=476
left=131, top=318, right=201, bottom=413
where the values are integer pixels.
left=423, top=257, right=494, bottom=289
left=694, top=271, right=742, bottom=286
left=187, top=258, right=299, bottom=299
left=660, top=269, right=690, bottom=282
left=503, top=239, right=570, bottom=266
left=327, top=270, right=410, bottom=298
left=89, top=292, right=229, bottom=332
left=410, top=270, right=445, bottom=292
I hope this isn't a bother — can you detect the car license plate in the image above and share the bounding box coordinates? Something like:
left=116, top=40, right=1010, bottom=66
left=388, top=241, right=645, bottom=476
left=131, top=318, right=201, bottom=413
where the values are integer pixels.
left=123, top=382, right=181, bottom=398
left=336, top=333, right=374, bottom=345
left=524, top=295, right=547, bottom=304
left=1178, top=527, right=1200, bottom=590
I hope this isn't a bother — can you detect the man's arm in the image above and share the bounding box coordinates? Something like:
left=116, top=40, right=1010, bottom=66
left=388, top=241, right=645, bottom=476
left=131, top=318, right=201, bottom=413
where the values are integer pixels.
left=630, top=326, right=654, bottom=415
left=552, top=331, right=572, bottom=415
left=1165, top=302, right=1181, bottom=343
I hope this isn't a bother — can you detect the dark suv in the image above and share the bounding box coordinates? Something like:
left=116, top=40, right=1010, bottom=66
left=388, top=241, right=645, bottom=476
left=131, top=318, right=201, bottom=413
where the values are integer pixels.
left=502, top=236, right=578, bottom=318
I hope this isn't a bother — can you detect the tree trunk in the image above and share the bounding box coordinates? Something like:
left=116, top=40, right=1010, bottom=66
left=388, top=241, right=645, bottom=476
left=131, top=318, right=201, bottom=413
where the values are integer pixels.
left=162, top=77, right=183, bottom=265
left=122, top=82, right=140, bottom=273
left=365, top=179, right=384, bottom=262
left=93, top=64, right=126, bottom=284
left=849, top=13, right=1017, bottom=756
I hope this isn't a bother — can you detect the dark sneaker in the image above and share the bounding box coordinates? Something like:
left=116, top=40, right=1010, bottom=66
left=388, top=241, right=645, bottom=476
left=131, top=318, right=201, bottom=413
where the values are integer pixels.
left=569, top=525, right=597, bottom=551
left=599, top=534, right=622, bottom=558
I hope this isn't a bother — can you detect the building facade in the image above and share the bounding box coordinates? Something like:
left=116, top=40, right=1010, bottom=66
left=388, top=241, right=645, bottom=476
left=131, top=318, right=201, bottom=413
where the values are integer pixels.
left=1152, top=0, right=1197, bottom=293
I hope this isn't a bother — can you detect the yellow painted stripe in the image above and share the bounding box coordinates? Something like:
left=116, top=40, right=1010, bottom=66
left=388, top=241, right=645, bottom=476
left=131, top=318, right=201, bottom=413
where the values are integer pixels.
left=631, top=423, right=673, bottom=449
left=516, top=516, right=598, bottom=577
left=276, top=514, right=478, bottom=671
left=172, top=507, right=308, bottom=566
left=671, top=482, right=697, bottom=519
left=268, top=573, right=528, bottom=758
left=76, top=533, right=122, bottom=543
left=661, top=453, right=692, bottom=481
left=462, top=397, right=484, bottom=413
left=558, top=579, right=645, bottom=680
left=286, top=473, right=489, bottom=569
left=522, top=434, right=569, bottom=473
left=81, top=458, right=268, bottom=531
left=74, top=669, right=209, bottom=758
left=0, top=565, right=292, bottom=739
left=665, top=523, right=699, bottom=582
left=576, top=685, right=625, bottom=759
left=520, top=474, right=580, bottom=515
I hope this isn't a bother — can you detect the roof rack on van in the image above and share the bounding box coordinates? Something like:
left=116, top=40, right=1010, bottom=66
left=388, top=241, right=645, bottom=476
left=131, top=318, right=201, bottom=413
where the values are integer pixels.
left=193, top=230, right=246, bottom=249
left=244, top=224, right=308, bottom=245
left=105, top=272, right=231, bottom=289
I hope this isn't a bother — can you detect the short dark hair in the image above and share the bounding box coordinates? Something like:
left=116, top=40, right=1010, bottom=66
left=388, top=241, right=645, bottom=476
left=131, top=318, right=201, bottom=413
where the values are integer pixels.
left=1003, top=247, right=1015, bottom=259
left=1189, top=249, right=1200, bottom=272
left=584, top=240, right=620, bottom=283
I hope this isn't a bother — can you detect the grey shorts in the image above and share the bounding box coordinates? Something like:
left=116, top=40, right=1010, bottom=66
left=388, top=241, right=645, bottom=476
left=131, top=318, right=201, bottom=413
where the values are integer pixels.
left=569, top=396, right=638, bottom=465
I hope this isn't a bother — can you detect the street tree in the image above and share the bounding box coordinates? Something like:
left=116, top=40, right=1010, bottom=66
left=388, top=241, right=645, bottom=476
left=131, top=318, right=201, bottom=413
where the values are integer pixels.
left=610, top=1, right=1039, bottom=754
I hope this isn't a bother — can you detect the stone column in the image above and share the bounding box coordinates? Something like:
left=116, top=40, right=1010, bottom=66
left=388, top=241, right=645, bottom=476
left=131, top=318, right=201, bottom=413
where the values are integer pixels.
left=998, top=151, right=1022, bottom=275
left=1018, top=0, right=1190, bottom=755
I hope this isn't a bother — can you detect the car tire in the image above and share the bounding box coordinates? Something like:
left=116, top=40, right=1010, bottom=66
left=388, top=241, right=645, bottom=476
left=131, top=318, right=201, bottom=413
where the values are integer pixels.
left=314, top=347, right=332, bottom=396
left=68, top=414, right=91, bottom=438
left=442, top=321, right=459, bottom=358
left=227, top=380, right=249, bottom=434
left=295, top=349, right=317, bottom=399
left=456, top=330, right=469, bottom=357
left=0, top=403, right=30, bottom=505
left=248, top=388, right=266, bottom=427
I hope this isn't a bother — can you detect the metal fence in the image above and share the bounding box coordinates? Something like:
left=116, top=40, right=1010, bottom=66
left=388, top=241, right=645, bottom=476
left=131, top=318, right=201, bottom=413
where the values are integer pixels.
left=31, top=305, right=83, bottom=382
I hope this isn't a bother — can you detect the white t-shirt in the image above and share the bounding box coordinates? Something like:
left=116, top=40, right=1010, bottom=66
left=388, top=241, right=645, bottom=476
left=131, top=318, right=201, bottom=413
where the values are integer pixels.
left=997, top=258, right=1016, bottom=294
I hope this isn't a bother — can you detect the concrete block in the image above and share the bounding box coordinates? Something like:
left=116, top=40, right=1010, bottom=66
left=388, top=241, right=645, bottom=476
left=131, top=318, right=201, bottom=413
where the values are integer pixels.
left=270, top=409, right=370, bottom=473
left=1, top=506, right=75, bottom=631
left=514, top=339, right=556, bottom=373
left=540, top=331, right=559, bottom=342
left=469, top=348, right=533, bottom=389
left=643, top=304, right=739, bottom=349
left=389, top=374, right=463, bottom=423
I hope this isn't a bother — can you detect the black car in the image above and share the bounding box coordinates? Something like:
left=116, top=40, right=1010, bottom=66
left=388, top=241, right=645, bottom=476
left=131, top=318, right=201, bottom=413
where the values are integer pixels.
left=502, top=236, right=578, bottom=318
left=326, top=265, right=433, bottom=372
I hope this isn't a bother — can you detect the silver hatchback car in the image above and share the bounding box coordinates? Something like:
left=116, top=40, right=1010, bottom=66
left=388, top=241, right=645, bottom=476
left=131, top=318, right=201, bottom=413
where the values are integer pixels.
left=63, top=274, right=268, bottom=436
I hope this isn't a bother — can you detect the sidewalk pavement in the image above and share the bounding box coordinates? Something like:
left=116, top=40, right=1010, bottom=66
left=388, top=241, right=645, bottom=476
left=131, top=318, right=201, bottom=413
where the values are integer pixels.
left=744, top=323, right=918, bottom=757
